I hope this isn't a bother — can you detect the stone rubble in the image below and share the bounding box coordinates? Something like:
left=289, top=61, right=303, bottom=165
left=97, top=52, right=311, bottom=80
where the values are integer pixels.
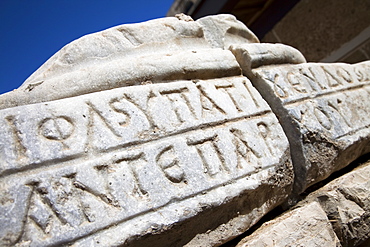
left=236, top=158, right=370, bottom=247
left=0, top=14, right=369, bottom=247
left=237, top=201, right=342, bottom=247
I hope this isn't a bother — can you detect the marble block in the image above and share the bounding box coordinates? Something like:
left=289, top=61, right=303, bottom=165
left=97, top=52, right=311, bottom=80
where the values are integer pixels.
left=231, top=44, right=370, bottom=195
left=0, top=76, right=292, bottom=246
left=1, top=14, right=278, bottom=247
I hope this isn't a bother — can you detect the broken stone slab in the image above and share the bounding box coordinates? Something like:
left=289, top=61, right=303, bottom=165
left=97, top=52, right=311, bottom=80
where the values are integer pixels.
left=0, top=76, right=293, bottom=246
left=229, top=43, right=306, bottom=71
left=236, top=201, right=341, bottom=247
left=231, top=44, right=370, bottom=195
left=0, top=14, right=258, bottom=110
left=303, top=159, right=370, bottom=247
left=237, top=157, right=370, bottom=247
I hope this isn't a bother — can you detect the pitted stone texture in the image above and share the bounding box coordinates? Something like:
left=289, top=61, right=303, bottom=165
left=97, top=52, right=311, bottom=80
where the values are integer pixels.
left=0, top=76, right=292, bottom=247
left=0, top=14, right=258, bottom=110
left=231, top=47, right=370, bottom=195
left=237, top=158, right=370, bottom=247
left=236, top=201, right=341, bottom=247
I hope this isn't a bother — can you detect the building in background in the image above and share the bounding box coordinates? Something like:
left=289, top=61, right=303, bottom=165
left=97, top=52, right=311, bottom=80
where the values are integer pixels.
left=167, top=0, right=370, bottom=63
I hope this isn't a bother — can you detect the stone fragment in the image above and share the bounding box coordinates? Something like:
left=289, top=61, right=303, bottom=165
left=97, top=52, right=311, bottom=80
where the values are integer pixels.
left=196, top=15, right=259, bottom=49
left=0, top=75, right=293, bottom=246
left=231, top=44, right=370, bottom=195
left=175, top=13, right=194, bottom=22
left=0, top=14, right=258, bottom=110
left=237, top=158, right=370, bottom=247
left=230, top=43, right=306, bottom=71
left=236, top=201, right=341, bottom=247
left=303, top=160, right=370, bottom=246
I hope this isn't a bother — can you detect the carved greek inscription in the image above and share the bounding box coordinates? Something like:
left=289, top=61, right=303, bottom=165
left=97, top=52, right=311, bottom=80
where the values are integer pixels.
left=0, top=74, right=292, bottom=246
left=86, top=101, right=121, bottom=138
left=92, top=164, right=122, bottom=208
left=301, top=66, right=329, bottom=92
left=213, top=79, right=263, bottom=112
left=1, top=112, right=288, bottom=246
left=327, top=98, right=352, bottom=127
left=52, top=173, right=101, bottom=225
left=322, top=66, right=343, bottom=88
left=38, top=116, right=75, bottom=150
left=243, top=80, right=261, bottom=109
left=336, top=67, right=353, bottom=83
left=230, top=128, right=262, bottom=169
left=114, top=152, right=148, bottom=198
left=14, top=149, right=163, bottom=242
left=313, top=106, right=332, bottom=130
left=85, top=100, right=128, bottom=152
left=354, top=65, right=370, bottom=82
left=196, top=84, right=226, bottom=117
left=39, top=116, right=74, bottom=141
left=90, top=152, right=154, bottom=203
left=262, top=64, right=370, bottom=102
left=257, top=121, right=274, bottom=155
left=18, top=169, right=127, bottom=239
left=354, top=67, right=366, bottom=81
left=109, top=98, right=131, bottom=127
left=159, top=87, right=197, bottom=122
left=24, top=181, right=68, bottom=235
left=67, top=172, right=121, bottom=209
left=156, top=146, right=185, bottom=183
left=289, top=98, right=354, bottom=132
left=287, top=71, right=307, bottom=93
left=215, top=82, right=243, bottom=112
left=86, top=102, right=120, bottom=137
left=0, top=77, right=272, bottom=178
left=187, top=135, right=228, bottom=177
left=123, top=93, right=157, bottom=129
left=265, top=74, right=288, bottom=98
left=5, top=115, right=28, bottom=161
left=146, top=89, right=189, bottom=130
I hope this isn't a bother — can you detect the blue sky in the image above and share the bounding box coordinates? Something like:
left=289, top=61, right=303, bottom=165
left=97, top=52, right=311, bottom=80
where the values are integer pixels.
left=0, top=0, right=174, bottom=94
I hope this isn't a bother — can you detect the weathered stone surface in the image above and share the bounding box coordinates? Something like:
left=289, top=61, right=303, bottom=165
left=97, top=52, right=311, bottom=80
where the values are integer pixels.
left=237, top=158, right=370, bottom=247
left=236, top=201, right=341, bottom=247
left=0, top=14, right=258, bottom=110
left=303, top=160, right=370, bottom=246
left=229, top=43, right=306, bottom=71
left=1, top=14, right=299, bottom=247
left=231, top=44, right=370, bottom=195
left=2, top=13, right=369, bottom=247
left=0, top=75, right=292, bottom=246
